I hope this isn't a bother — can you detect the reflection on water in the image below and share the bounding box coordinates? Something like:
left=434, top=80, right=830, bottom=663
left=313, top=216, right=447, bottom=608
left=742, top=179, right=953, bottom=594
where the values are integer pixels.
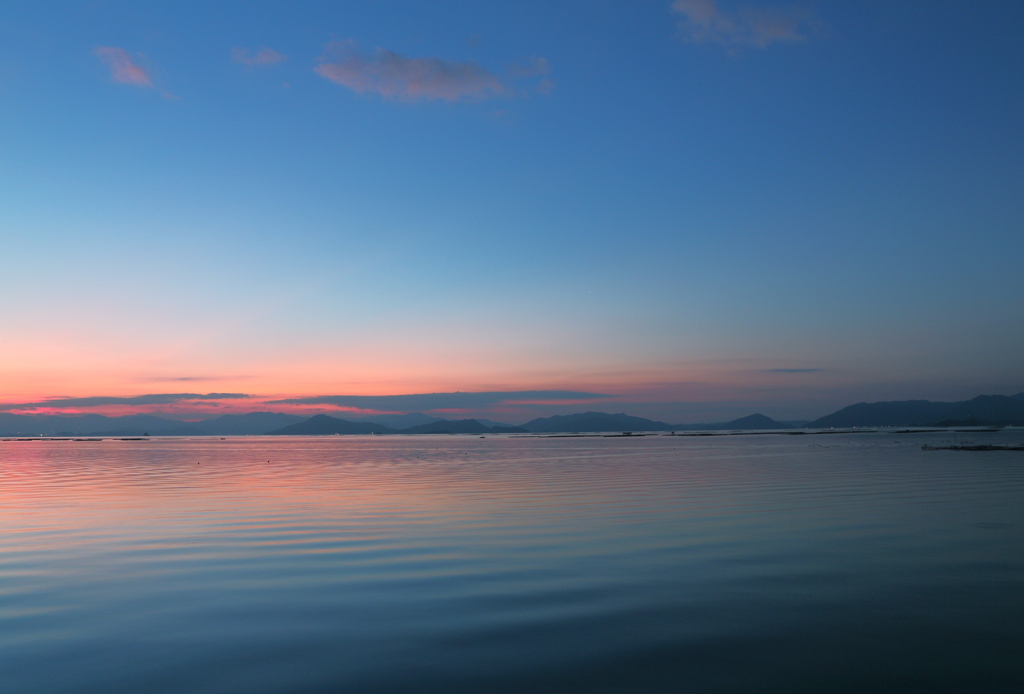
left=2, top=433, right=1024, bottom=693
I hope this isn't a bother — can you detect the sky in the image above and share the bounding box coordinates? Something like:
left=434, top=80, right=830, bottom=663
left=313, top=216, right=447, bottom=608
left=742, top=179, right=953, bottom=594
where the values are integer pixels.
left=1, top=1, right=1022, bottom=424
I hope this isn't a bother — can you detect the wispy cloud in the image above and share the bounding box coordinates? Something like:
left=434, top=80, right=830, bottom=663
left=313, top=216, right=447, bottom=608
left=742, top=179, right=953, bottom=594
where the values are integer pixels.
left=232, top=47, right=287, bottom=66
left=94, top=46, right=152, bottom=86
left=508, top=56, right=555, bottom=94
left=767, top=368, right=822, bottom=373
left=670, top=0, right=817, bottom=48
left=0, top=393, right=250, bottom=411
left=314, top=41, right=505, bottom=102
left=508, top=56, right=550, bottom=77
left=269, top=390, right=609, bottom=412
left=536, top=78, right=555, bottom=94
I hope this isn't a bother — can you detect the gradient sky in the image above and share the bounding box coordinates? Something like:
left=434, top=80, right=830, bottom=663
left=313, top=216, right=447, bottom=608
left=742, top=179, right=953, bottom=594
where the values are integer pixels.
left=1, top=1, right=1022, bottom=423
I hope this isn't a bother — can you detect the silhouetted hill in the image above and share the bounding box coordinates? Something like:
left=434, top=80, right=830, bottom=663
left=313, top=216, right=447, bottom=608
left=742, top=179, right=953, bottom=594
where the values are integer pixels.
left=811, top=394, right=1024, bottom=428
left=190, top=412, right=306, bottom=435
left=0, top=411, right=307, bottom=436
left=266, top=415, right=394, bottom=435
left=349, top=412, right=441, bottom=429
left=521, top=412, right=675, bottom=433
left=297, top=412, right=517, bottom=431
left=713, top=414, right=792, bottom=430
left=0, top=413, right=190, bottom=436
left=6, top=392, right=1020, bottom=437
left=264, top=416, right=524, bottom=435
left=400, top=419, right=526, bottom=434
left=672, top=413, right=792, bottom=431
left=521, top=411, right=791, bottom=433
left=474, top=418, right=517, bottom=429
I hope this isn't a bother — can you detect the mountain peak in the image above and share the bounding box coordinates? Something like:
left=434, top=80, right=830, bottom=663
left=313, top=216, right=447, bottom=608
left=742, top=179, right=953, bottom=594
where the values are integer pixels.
left=811, top=394, right=1024, bottom=427
left=723, top=413, right=790, bottom=429
left=521, top=412, right=674, bottom=433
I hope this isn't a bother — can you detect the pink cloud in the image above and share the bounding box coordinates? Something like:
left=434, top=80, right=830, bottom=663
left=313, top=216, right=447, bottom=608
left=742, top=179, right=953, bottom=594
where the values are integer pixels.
left=94, top=46, right=152, bottom=86
left=232, top=47, right=287, bottom=66
left=315, top=41, right=505, bottom=102
left=670, top=0, right=817, bottom=48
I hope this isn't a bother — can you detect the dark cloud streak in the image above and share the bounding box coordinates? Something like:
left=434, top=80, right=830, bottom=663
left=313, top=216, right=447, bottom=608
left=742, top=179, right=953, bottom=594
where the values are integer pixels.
left=268, top=391, right=609, bottom=412
left=0, top=393, right=251, bottom=411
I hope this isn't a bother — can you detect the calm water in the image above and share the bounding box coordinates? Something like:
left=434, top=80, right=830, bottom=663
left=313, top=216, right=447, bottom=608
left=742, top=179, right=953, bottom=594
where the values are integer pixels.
left=2, top=432, right=1024, bottom=693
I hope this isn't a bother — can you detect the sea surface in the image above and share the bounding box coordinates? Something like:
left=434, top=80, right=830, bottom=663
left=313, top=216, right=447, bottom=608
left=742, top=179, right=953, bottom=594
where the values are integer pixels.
left=2, top=431, right=1024, bottom=693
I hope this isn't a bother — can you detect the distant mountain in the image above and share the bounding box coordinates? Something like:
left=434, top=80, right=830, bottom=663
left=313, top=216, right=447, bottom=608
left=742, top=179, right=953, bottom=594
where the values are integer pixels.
left=348, top=412, right=516, bottom=429
left=399, top=419, right=526, bottom=434
left=6, top=392, right=1020, bottom=437
left=520, top=411, right=792, bottom=433
left=811, top=394, right=1024, bottom=428
left=521, top=412, right=675, bottom=433
left=670, top=413, right=791, bottom=431
left=474, top=418, right=517, bottom=429
left=348, top=412, right=441, bottom=429
left=0, top=413, right=191, bottom=437
left=189, top=412, right=306, bottom=435
left=0, top=411, right=306, bottom=436
left=265, top=416, right=525, bottom=435
left=706, top=413, right=792, bottom=430
left=266, top=415, right=394, bottom=435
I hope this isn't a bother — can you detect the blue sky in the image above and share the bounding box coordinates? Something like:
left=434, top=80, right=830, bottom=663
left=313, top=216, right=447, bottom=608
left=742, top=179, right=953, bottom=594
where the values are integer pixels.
left=1, top=1, right=1022, bottom=422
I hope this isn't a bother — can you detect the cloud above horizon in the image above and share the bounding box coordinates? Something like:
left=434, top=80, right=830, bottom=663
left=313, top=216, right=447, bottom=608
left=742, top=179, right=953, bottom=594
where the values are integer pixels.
left=670, top=0, right=817, bottom=48
left=231, top=47, right=287, bottom=66
left=0, top=393, right=250, bottom=411
left=314, top=41, right=505, bottom=102
left=268, top=390, right=609, bottom=412
left=94, top=46, right=152, bottom=86
left=767, top=368, right=822, bottom=373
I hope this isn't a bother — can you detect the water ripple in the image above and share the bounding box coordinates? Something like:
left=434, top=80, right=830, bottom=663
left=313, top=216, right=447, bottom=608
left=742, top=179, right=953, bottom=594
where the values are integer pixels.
left=2, top=433, right=1024, bottom=692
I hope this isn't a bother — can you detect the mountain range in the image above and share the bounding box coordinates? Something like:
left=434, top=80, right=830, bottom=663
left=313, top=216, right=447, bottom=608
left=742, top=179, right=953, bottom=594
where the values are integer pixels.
left=0, top=410, right=790, bottom=436
left=345, top=412, right=515, bottom=429
left=2, top=393, right=1022, bottom=436
left=265, top=415, right=527, bottom=436
left=0, top=411, right=306, bottom=437
left=518, top=411, right=791, bottom=433
left=807, top=394, right=1024, bottom=428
